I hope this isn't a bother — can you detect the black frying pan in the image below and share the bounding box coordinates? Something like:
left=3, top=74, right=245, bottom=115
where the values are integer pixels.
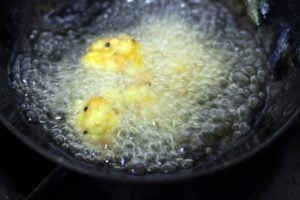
left=0, top=0, right=299, bottom=183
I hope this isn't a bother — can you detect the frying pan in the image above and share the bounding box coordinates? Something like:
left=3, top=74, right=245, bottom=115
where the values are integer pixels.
left=0, top=0, right=299, bottom=183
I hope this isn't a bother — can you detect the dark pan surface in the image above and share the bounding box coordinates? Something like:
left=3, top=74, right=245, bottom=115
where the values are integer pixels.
left=0, top=0, right=299, bottom=183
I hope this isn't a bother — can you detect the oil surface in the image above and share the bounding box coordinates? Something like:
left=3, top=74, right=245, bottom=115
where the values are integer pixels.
left=10, top=0, right=269, bottom=174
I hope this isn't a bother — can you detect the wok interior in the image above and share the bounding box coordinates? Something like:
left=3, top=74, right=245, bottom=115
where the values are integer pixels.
left=0, top=0, right=299, bottom=180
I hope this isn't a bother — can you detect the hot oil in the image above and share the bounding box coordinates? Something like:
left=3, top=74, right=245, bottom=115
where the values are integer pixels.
left=10, top=0, right=269, bottom=174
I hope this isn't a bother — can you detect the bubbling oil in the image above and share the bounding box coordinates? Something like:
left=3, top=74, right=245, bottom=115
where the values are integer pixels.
left=10, top=0, right=269, bottom=174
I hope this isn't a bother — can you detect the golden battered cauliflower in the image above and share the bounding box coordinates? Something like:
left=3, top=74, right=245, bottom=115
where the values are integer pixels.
left=74, top=97, right=119, bottom=144
left=123, top=85, right=156, bottom=106
left=81, top=34, right=143, bottom=75
left=73, top=85, right=156, bottom=144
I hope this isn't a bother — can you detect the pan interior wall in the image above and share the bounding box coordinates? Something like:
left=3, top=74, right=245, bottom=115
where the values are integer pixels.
left=9, top=0, right=270, bottom=175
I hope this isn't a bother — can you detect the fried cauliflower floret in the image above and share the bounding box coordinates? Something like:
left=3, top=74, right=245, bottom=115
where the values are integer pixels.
left=174, top=65, right=188, bottom=73
left=81, top=34, right=143, bottom=75
left=123, top=85, right=156, bottom=106
left=104, top=85, right=156, bottom=108
left=104, top=85, right=157, bottom=120
left=74, top=97, right=119, bottom=144
left=72, top=85, right=157, bottom=144
left=102, top=88, right=124, bottom=111
left=122, top=85, right=157, bottom=120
